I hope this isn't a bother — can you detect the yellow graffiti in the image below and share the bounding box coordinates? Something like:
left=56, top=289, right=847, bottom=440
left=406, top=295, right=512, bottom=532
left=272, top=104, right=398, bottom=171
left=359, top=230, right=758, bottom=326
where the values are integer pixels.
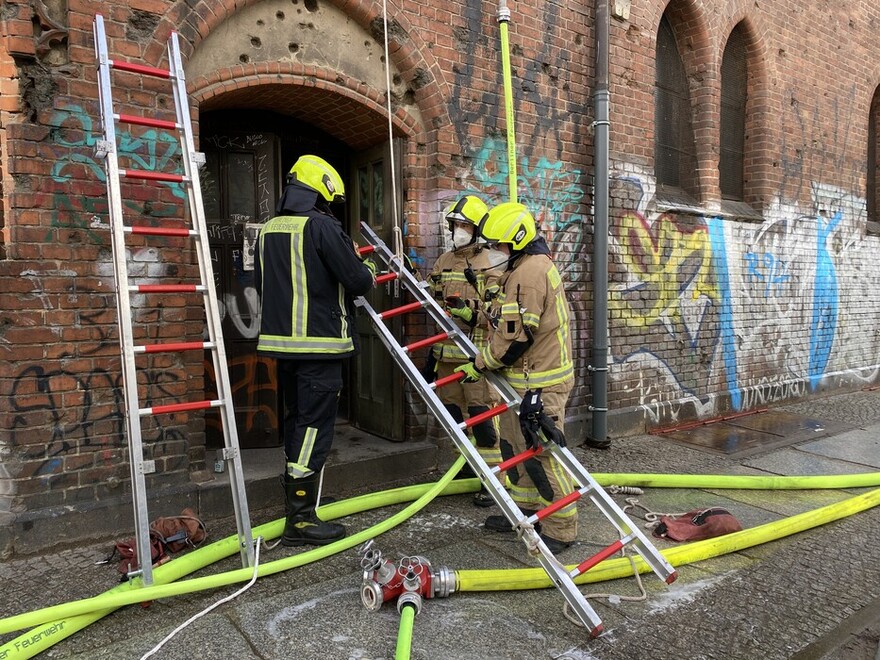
left=610, top=213, right=718, bottom=327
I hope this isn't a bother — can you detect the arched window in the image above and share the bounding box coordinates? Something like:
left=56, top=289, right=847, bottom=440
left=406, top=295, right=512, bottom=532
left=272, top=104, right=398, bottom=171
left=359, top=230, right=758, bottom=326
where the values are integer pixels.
left=720, top=24, right=748, bottom=201
left=654, top=14, right=698, bottom=203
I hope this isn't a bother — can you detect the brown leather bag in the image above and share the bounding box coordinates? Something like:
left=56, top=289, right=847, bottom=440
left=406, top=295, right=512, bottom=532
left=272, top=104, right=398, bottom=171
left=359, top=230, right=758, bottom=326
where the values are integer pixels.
left=652, top=507, right=742, bottom=542
left=149, top=508, right=207, bottom=553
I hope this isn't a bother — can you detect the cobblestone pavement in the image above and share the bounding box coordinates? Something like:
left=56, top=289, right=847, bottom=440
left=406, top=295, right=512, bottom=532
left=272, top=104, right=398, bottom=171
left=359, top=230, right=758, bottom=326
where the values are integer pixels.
left=2, top=390, right=880, bottom=659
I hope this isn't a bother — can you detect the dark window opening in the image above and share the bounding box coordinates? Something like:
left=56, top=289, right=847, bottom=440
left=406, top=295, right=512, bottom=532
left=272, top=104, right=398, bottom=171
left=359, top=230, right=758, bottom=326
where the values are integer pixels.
left=720, top=24, right=748, bottom=201
left=654, top=14, right=698, bottom=204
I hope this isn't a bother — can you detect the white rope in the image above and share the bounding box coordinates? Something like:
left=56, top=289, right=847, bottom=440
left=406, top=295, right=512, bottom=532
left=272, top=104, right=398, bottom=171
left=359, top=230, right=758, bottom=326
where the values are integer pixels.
left=381, top=0, right=404, bottom=268
left=140, top=536, right=263, bottom=659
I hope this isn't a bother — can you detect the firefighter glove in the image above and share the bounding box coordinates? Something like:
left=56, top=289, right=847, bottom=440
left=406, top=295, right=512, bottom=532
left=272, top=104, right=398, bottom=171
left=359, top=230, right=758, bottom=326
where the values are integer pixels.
left=364, top=259, right=377, bottom=280
left=446, top=296, right=475, bottom=324
left=537, top=412, right=567, bottom=448
left=454, top=359, right=482, bottom=383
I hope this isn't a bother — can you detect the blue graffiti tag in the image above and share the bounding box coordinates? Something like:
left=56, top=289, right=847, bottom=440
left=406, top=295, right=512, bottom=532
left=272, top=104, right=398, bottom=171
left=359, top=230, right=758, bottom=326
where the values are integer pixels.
left=809, top=211, right=841, bottom=391
left=744, top=251, right=791, bottom=297
left=708, top=217, right=742, bottom=410
left=49, top=103, right=184, bottom=198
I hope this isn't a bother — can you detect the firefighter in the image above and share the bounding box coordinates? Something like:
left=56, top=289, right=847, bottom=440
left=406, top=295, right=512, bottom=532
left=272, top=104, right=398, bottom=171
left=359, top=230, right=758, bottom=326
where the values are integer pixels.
left=453, top=201, right=577, bottom=554
left=255, top=154, right=376, bottom=546
left=426, top=195, right=501, bottom=507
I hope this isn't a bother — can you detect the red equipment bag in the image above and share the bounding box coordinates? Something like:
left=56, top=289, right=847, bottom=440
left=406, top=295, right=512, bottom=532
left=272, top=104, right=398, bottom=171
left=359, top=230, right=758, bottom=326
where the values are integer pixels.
left=652, top=507, right=743, bottom=542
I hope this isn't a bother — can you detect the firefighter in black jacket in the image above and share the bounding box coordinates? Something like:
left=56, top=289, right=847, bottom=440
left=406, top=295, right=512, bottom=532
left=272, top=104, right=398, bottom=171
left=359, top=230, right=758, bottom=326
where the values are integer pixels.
left=255, top=154, right=375, bottom=546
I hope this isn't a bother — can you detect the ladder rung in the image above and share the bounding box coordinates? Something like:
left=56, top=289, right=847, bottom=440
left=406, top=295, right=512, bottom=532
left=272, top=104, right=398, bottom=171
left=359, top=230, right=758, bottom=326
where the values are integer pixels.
left=493, top=445, right=543, bottom=473
left=126, top=226, right=197, bottom=237
left=461, top=403, right=508, bottom=429
left=131, top=284, right=206, bottom=293
left=140, top=399, right=221, bottom=416
left=117, top=113, right=179, bottom=130
left=378, top=300, right=423, bottom=320
left=404, top=332, right=448, bottom=353
left=570, top=537, right=628, bottom=578
left=375, top=272, right=399, bottom=284
left=535, top=487, right=586, bottom=520
left=120, top=169, right=186, bottom=183
left=134, top=341, right=213, bottom=354
left=430, top=371, right=466, bottom=389
left=358, top=245, right=376, bottom=256
left=110, top=59, right=172, bottom=78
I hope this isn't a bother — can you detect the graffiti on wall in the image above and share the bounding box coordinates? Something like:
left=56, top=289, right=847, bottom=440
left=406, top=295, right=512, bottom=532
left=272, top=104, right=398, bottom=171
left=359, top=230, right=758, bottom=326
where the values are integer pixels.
left=606, top=165, right=878, bottom=425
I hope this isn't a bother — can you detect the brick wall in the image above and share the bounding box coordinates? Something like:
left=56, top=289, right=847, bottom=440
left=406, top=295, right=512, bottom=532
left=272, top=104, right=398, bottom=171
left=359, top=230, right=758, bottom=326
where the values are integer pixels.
left=2, top=0, right=880, bottom=546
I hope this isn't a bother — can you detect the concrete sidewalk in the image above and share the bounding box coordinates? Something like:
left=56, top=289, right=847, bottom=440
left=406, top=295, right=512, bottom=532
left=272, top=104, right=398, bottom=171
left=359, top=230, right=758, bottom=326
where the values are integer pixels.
left=2, top=389, right=880, bottom=659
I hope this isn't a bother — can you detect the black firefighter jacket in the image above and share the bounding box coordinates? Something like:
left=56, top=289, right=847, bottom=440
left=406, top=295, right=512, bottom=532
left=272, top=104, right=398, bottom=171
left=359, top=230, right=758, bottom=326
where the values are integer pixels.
left=254, top=184, right=374, bottom=360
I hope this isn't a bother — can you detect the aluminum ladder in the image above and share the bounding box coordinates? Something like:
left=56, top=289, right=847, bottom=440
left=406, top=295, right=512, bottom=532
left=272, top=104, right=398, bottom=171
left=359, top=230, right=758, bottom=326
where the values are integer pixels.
left=92, top=14, right=254, bottom=585
left=355, top=222, right=677, bottom=636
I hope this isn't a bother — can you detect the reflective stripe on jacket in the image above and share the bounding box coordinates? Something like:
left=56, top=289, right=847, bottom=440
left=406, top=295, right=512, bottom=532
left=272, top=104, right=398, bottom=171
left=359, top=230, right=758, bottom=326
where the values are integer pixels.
left=480, top=253, right=573, bottom=389
left=255, top=212, right=373, bottom=359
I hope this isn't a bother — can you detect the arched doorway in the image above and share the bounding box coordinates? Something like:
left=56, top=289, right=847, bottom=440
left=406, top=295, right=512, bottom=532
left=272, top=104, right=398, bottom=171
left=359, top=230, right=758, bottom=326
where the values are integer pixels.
left=199, top=107, right=404, bottom=449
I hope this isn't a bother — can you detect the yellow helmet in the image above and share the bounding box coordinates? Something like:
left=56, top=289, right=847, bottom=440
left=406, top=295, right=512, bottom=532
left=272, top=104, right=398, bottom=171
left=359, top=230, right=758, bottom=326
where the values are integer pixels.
left=478, top=202, right=537, bottom=250
left=444, top=195, right=489, bottom=231
left=289, top=155, right=345, bottom=203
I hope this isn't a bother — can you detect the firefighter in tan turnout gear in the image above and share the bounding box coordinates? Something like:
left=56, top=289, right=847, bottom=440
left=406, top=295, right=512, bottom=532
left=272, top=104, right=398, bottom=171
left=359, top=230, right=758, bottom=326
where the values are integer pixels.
left=453, top=201, right=577, bottom=554
left=427, top=195, right=501, bottom=507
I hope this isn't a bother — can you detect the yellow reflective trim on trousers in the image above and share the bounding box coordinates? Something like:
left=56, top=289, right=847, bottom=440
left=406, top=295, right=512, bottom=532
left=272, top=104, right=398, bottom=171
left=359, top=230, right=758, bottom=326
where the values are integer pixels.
left=505, top=362, right=574, bottom=389
left=297, top=427, right=317, bottom=469
left=257, top=335, right=355, bottom=353
left=286, top=461, right=313, bottom=478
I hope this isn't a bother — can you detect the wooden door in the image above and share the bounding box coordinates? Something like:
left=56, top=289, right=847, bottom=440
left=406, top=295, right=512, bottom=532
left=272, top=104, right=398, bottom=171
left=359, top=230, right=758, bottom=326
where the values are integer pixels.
left=350, top=142, right=404, bottom=440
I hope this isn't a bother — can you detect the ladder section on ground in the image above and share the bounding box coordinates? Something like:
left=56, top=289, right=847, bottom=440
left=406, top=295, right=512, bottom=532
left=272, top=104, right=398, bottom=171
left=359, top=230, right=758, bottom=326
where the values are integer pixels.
left=354, top=222, right=677, bottom=635
left=93, top=14, right=254, bottom=585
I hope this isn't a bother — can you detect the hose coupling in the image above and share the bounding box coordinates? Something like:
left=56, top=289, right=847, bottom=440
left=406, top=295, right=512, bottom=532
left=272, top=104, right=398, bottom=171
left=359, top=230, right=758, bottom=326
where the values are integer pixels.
left=431, top=567, right=456, bottom=598
left=397, top=590, right=422, bottom=616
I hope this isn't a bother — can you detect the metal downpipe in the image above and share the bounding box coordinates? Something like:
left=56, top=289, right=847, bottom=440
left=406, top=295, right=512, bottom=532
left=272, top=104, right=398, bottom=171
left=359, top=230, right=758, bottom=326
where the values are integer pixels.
left=588, top=0, right=611, bottom=448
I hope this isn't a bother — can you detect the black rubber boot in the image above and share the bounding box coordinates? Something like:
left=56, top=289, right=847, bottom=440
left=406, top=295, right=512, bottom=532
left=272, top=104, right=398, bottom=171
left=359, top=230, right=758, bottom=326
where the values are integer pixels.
left=539, top=534, right=573, bottom=554
left=281, top=473, right=346, bottom=547
left=484, top=510, right=539, bottom=532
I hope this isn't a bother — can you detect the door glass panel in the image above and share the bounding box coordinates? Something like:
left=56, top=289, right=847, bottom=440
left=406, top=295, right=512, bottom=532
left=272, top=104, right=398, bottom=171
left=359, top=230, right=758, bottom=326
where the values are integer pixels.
left=203, top=151, right=221, bottom=219
left=358, top=166, right=369, bottom=224
left=373, top=161, right=384, bottom=229
left=228, top=152, right=256, bottom=220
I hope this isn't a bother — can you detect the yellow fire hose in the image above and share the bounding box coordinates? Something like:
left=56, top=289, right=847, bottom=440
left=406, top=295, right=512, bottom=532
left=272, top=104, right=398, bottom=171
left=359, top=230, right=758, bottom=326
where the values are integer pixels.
left=2, top=469, right=879, bottom=658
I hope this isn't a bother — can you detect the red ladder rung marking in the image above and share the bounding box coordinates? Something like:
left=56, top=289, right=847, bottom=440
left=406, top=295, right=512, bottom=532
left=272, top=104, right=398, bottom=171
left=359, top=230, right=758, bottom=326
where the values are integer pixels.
left=493, top=445, right=543, bottom=473
left=127, top=226, right=196, bottom=237
left=378, top=300, right=423, bottom=320
left=132, top=284, right=204, bottom=293
left=571, top=539, right=625, bottom=577
left=117, top=113, right=178, bottom=130
left=404, top=332, right=448, bottom=353
left=535, top=489, right=584, bottom=520
left=462, top=403, right=508, bottom=429
left=120, top=169, right=185, bottom=183
left=141, top=399, right=220, bottom=416
left=110, top=60, right=171, bottom=78
left=375, top=272, right=398, bottom=284
left=135, top=341, right=210, bottom=354
left=430, top=371, right=465, bottom=389
left=358, top=245, right=376, bottom=255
